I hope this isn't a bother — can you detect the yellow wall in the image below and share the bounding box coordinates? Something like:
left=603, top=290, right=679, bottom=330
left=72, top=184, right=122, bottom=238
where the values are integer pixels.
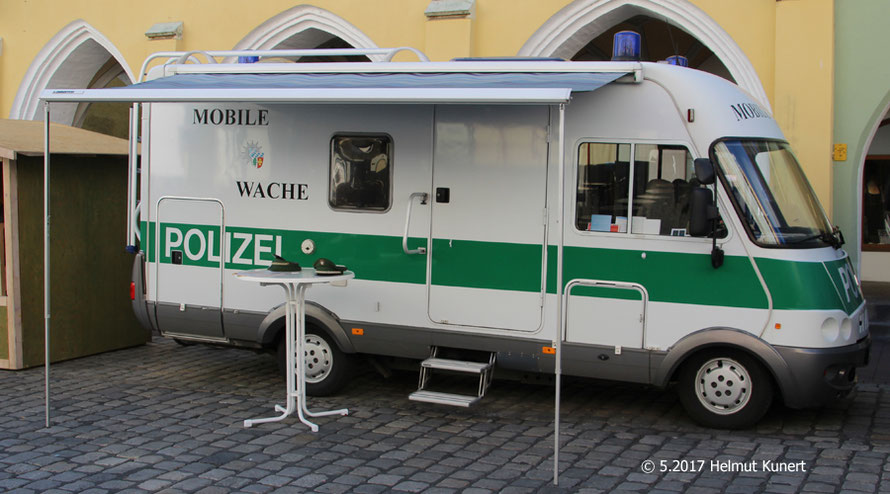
left=694, top=0, right=777, bottom=108
left=472, top=0, right=565, bottom=57
left=774, top=0, right=835, bottom=214
left=425, top=18, right=473, bottom=62
left=0, top=0, right=427, bottom=117
left=0, top=0, right=836, bottom=211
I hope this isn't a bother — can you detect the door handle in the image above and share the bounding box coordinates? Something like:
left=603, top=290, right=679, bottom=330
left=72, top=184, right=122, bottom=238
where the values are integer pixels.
left=403, top=192, right=428, bottom=255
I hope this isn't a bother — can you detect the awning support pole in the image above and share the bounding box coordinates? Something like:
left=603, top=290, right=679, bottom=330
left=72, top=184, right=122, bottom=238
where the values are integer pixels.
left=553, top=102, right=566, bottom=486
left=43, top=102, right=51, bottom=428
left=126, top=104, right=137, bottom=248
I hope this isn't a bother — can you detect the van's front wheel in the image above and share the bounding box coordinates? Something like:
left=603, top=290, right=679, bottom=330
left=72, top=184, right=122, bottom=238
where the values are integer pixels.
left=276, top=326, right=353, bottom=397
left=677, top=350, right=773, bottom=429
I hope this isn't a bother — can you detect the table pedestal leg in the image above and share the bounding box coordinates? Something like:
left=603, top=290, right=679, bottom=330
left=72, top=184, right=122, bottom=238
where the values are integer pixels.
left=295, top=285, right=348, bottom=421
left=244, top=282, right=347, bottom=431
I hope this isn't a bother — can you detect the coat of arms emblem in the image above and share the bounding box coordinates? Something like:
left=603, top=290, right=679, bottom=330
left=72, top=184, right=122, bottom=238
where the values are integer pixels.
left=242, top=140, right=265, bottom=169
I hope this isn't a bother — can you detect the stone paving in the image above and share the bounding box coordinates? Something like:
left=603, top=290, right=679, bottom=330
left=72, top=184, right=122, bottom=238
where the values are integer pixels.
left=0, top=333, right=889, bottom=494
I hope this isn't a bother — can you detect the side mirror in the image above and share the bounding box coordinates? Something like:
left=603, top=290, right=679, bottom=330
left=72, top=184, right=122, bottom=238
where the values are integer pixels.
left=689, top=185, right=725, bottom=269
left=690, top=187, right=714, bottom=237
left=694, top=158, right=715, bottom=185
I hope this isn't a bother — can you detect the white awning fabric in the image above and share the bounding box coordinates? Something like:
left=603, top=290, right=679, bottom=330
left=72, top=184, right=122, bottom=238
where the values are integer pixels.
left=40, top=71, right=628, bottom=104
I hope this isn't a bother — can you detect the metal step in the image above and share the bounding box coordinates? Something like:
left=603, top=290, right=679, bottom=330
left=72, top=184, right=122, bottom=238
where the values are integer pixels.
left=409, top=390, right=481, bottom=407
left=420, top=358, right=493, bottom=374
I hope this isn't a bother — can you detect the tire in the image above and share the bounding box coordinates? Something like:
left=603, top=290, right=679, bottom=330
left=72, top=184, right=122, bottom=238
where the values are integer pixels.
left=276, top=324, right=354, bottom=397
left=677, top=349, right=774, bottom=429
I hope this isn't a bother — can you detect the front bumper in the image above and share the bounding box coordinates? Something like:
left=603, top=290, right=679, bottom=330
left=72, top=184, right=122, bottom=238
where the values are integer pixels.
left=775, top=335, right=871, bottom=409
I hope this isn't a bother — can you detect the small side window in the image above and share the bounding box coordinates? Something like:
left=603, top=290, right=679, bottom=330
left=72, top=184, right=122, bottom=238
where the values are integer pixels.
left=330, top=135, right=392, bottom=211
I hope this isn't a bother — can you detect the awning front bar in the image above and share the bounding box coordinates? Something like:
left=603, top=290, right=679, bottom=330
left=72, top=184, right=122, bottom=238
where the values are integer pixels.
left=40, top=87, right=574, bottom=104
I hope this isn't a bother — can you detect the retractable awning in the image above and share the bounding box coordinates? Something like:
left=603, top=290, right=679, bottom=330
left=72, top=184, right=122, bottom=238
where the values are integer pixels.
left=40, top=71, right=628, bottom=104
left=38, top=68, right=627, bottom=483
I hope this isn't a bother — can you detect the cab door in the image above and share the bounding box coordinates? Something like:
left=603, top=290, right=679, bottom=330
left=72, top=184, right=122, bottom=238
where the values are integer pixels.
left=427, top=105, right=550, bottom=331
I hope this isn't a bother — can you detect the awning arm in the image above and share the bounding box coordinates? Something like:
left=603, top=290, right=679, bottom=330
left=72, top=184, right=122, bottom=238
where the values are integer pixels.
left=43, top=102, right=51, bottom=428
left=126, top=104, right=138, bottom=250
left=553, top=102, right=566, bottom=486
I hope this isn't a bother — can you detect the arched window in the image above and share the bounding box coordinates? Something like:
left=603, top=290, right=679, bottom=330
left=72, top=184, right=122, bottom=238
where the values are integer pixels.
left=233, top=5, right=378, bottom=62
left=10, top=20, right=133, bottom=137
left=570, top=14, right=733, bottom=83
left=519, top=0, right=768, bottom=110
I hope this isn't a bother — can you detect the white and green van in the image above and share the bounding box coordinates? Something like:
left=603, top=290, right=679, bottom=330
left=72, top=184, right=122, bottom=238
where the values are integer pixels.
left=44, top=47, right=870, bottom=428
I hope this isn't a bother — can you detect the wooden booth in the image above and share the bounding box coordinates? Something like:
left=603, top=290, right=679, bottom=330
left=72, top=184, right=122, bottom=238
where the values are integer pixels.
left=0, top=119, right=148, bottom=369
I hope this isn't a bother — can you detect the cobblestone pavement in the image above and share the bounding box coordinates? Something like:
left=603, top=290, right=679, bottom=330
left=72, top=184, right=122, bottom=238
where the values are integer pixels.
left=0, top=334, right=888, bottom=494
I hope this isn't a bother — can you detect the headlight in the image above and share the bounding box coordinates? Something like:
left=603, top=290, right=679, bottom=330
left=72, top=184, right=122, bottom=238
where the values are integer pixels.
left=821, top=317, right=839, bottom=343
left=840, top=318, right=852, bottom=342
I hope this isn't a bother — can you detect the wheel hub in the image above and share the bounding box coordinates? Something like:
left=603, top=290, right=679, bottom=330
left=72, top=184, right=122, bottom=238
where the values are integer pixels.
left=300, top=334, right=333, bottom=384
left=695, top=357, right=752, bottom=415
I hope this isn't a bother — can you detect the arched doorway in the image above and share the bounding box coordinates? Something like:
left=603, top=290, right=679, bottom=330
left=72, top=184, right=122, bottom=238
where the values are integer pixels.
left=10, top=20, right=133, bottom=137
left=518, top=0, right=768, bottom=109
left=859, top=108, right=890, bottom=282
left=569, top=14, right=733, bottom=83
left=233, top=5, right=378, bottom=62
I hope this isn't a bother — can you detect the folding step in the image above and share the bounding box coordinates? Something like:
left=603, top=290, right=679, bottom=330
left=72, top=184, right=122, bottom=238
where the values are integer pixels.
left=421, top=358, right=493, bottom=374
left=411, top=346, right=497, bottom=408
left=409, top=390, right=481, bottom=407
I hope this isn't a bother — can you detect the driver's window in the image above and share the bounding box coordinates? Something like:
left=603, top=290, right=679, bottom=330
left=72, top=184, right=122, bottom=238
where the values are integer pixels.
left=630, top=144, right=696, bottom=236
left=330, top=135, right=392, bottom=211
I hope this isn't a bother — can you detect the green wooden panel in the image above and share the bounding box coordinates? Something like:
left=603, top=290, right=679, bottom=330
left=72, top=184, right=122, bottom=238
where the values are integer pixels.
left=0, top=305, right=7, bottom=360
left=17, top=156, right=148, bottom=368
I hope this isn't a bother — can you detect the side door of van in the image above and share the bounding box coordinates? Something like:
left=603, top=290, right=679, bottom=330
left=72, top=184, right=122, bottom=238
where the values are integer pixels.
left=153, top=197, right=225, bottom=339
left=427, top=105, right=550, bottom=331
left=145, top=103, right=228, bottom=341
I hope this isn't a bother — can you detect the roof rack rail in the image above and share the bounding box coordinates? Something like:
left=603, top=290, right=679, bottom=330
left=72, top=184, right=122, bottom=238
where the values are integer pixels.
left=451, top=56, right=566, bottom=62
left=138, top=47, right=430, bottom=82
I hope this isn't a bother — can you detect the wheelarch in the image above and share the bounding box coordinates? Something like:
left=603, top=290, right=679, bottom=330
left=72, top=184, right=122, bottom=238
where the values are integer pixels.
left=654, top=327, right=790, bottom=403
left=257, top=301, right=356, bottom=354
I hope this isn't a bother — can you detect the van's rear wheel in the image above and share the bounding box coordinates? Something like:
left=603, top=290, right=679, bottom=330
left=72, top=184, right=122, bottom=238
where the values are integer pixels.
left=677, top=350, right=773, bottom=429
left=276, top=326, right=353, bottom=397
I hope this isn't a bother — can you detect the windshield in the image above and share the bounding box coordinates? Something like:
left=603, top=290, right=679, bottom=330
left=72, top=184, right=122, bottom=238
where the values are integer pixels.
left=712, top=139, right=833, bottom=248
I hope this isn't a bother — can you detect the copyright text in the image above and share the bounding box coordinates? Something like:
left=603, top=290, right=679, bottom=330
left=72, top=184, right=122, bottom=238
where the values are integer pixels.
left=640, top=459, right=808, bottom=474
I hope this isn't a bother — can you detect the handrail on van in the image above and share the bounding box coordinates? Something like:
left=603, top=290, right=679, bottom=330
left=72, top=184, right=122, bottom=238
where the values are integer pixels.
left=137, top=47, right=431, bottom=82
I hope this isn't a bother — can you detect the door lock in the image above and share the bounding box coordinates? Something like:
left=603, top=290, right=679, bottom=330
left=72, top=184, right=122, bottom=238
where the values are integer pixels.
left=436, top=187, right=450, bottom=203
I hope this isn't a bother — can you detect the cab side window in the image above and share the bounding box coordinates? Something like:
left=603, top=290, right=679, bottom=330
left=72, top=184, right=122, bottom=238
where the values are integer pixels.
left=630, top=144, right=694, bottom=236
left=330, top=135, right=392, bottom=211
left=576, top=141, right=717, bottom=236
left=575, top=142, right=632, bottom=232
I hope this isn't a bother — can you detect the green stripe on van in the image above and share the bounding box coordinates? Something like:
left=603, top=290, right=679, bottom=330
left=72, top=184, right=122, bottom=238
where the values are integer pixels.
left=555, top=246, right=769, bottom=309
left=142, top=221, right=427, bottom=284
left=142, top=221, right=858, bottom=312
left=756, top=256, right=863, bottom=314
left=430, top=238, right=544, bottom=292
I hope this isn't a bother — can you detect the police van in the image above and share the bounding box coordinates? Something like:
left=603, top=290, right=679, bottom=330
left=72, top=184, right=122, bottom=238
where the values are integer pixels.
left=44, top=41, right=870, bottom=428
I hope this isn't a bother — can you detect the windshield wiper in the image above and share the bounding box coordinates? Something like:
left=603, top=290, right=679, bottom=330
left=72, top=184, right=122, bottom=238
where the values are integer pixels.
left=786, top=227, right=843, bottom=248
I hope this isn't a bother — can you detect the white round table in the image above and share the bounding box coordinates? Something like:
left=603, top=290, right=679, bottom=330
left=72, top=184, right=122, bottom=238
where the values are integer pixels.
left=234, top=268, right=354, bottom=432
